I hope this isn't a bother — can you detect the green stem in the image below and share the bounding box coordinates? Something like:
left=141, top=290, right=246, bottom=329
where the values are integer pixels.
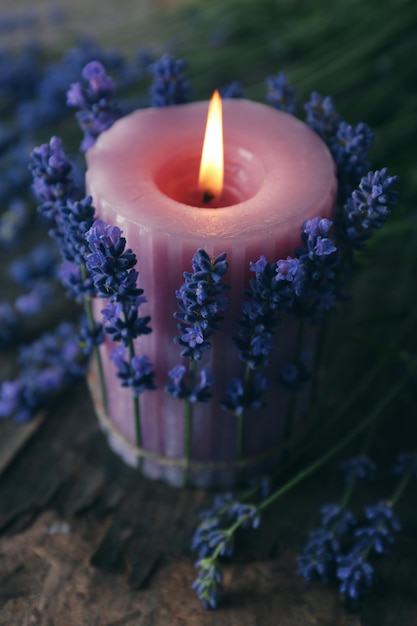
left=124, top=310, right=142, bottom=469
left=285, top=320, right=306, bottom=440
left=183, top=359, right=197, bottom=486
left=81, top=263, right=108, bottom=414
left=127, top=338, right=141, bottom=444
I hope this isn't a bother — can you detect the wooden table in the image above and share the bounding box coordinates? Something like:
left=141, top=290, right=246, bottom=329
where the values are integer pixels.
left=0, top=375, right=416, bottom=626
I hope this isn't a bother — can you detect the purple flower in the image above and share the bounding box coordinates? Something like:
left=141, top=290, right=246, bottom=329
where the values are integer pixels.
left=0, top=322, right=86, bottom=422
left=9, top=242, right=58, bottom=287
left=293, top=218, right=340, bottom=323
left=67, top=60, right=120, bottom=152
left=85, top=219, right=142, bottom=305
left=266, top=72, right=296, bottom=114
left=219, top=81, right=243, bottom=99
left=148, top=54, right=190, bottom=107
left=110, top=347, right=155, bottom=396
left=279, top=361, right=310, bottom=392
left=297, top=529, right=340, bottom=583
left=304, top=92, right=340, bottom=140
left=337, top=168, right=399, bottom=250
left=363, top=501, right=402, bottom=533
left=336, top=553, right=375, bottom=599
left=340, top=456, right=376, bottom=483
left=233, top=255, right=302, bottom=369
left=393, top=452, right=417, bottom=477
left=14, top=282, right=54, bottom=316
left=172, top=249, right=230, bottom=361
left=192, top=558, right=222, bottom=610
left=222, top=372, right=267, bottom=415
left=165, top=364, right=214, bottom=403
left=320, top=504, right=357, bottom=536
left=29, top=136, right=77, bottom=219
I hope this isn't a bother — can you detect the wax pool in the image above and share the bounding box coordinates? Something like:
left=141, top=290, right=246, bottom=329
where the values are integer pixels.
left=86, top=99, right=337, bottom=488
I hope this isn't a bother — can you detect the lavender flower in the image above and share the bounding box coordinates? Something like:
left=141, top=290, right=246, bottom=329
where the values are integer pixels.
left=336, top=553, right=375, bottom=599
left=304, top=92, right=340, bottom=140
left=148, top=54, right=190, bottom=107
left=393, top=452, right=417, bottom=477
left=110, top=346, right=155, bottom=396
left=297, top=529, right=340, bottom=583
left=85, top=220, right=152, bottom=343
left=331, top=121, right=373, bottom=180
left=340, top=456, right=376, bottom=483
left=9, top=242, right=58, bottom=287
left=320, top=504, right=357, bottom=536
left=293, top=217, right=340, bottom=323
left=0, top=322, right=86, bottom=422
left=192, top=558, right=223, bottom=610
left=67, top=60, right=120, bottom=152
left=192, top=493, right=260, bottom=559
left=279, top=361, right=310, bottom=392
left=220, top=81, right=244, bottom=99
left=337, top=168, right=399, bottom=250
left=222, top=372, right=267, bottom=415
left=172, top=249, right=230, bottom=361
left=29, top=136, right=77, bottom=219
left=165, top=364, right=213, bottom=403
left=266, top=71, right=296, bottom=114
left=305, top=92, right=374, bottom=194
left=232, top=255, right=302, bottom=369
left=14, top=282, right=54, bottom=316
left=191, top=492, right=261, bottom=608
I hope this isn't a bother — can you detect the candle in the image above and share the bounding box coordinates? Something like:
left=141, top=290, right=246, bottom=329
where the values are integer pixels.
left=86, top=97, right=337, bottom=488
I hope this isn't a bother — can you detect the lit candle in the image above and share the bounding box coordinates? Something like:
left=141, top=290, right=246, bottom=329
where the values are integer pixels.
left=86, top=96, right=337, bottom=488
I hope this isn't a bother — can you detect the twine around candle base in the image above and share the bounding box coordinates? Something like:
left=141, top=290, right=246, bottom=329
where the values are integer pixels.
left=87, top=370, right=312, bottom=472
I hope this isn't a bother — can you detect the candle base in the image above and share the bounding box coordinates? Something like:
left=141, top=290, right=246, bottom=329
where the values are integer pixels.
left=87, top=357, right=315, bottom=489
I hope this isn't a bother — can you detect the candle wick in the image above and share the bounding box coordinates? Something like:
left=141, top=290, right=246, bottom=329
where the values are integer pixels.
left=203, top=190, right=215, bottom=204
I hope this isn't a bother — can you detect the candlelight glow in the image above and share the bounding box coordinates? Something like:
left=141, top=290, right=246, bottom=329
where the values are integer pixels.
left=198, top=90, right=224, bottom=199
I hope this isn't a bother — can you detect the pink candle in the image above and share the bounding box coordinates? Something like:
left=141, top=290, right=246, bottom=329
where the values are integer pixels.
left=86, top=98, right=337, bottom=488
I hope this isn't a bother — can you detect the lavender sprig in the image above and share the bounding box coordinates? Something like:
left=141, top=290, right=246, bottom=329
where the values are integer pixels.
left=223, top=255, right=303, bottom=459
left=297, top=455, right=375, bottom=584
left=266, top=71, right=296, bottom=114
left=191, top=493, right=260, bottom=608
left=166, top=249, right=230, bottom=484
left=67, top=60, right=120, bottom=152
left=85, top=219, right=155, bottom=452
left=148, top=54, right=190, bottom=107
left=336, top=168, right=399, bottom=252
left=29, top=136, right=77, bottom=219
left=29, top=138, right=107, bottom=411
left=304, top=91, right=373, bottom=197
left=336, top=450, right=417, bottom=601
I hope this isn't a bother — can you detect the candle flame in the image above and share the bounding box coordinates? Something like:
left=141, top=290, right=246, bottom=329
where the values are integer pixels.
left=198, top=90, right=224, bottom=199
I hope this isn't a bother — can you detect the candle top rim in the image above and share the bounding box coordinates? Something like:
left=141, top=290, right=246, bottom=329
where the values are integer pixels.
left=86, top=98, right=337, bottom=240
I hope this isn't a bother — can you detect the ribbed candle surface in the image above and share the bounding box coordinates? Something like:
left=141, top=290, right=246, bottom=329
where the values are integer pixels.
left=86, top=99, right=337, bottom=487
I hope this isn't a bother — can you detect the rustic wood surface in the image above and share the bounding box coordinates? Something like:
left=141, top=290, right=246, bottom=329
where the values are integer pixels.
left=1, top=1, right=416, bottom=624
left=0, top=374, right=416, bottom=626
